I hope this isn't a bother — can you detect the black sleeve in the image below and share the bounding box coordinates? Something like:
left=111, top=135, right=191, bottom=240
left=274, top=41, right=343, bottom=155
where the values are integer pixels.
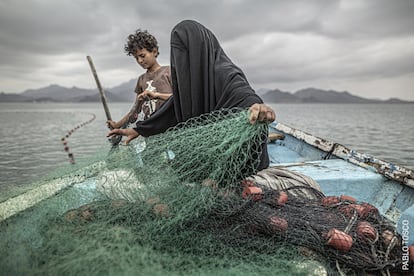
left=239, top=94, right=264, bottom=108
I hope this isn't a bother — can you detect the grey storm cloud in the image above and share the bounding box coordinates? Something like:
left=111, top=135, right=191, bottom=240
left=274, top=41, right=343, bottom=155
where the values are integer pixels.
left=0, top=0, right=414, bottom=100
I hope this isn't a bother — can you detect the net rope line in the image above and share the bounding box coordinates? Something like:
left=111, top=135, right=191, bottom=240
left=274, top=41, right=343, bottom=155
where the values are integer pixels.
left=60, top=112, right=96, bottom=164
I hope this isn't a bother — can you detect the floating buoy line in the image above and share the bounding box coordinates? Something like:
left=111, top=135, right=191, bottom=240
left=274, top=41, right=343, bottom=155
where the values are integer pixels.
left=61, top=113, right=96, bottom=164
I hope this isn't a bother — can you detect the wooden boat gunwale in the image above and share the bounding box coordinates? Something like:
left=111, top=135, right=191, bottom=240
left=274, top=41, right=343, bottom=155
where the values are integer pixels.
left=270, top=121, right=414, bottom=189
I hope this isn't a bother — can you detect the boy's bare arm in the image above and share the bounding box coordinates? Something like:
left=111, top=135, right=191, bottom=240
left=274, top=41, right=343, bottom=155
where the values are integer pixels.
left=139, top=90, right=172, bottom=101
left=107, top=95, right=145, bottom=129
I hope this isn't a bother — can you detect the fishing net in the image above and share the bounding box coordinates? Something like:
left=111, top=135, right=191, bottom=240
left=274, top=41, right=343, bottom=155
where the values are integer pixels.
left=0, top=108, right=411, bottom=275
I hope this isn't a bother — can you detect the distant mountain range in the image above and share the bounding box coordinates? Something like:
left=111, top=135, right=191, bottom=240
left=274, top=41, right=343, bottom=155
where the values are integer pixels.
left=257, top=88, right=412, bottom=104
left=0, top=80, right=412, bottom=104
left=0, top=80, right=137, bottom=103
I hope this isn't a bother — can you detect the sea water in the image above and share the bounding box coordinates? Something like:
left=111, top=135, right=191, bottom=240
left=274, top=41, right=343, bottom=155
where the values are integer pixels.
left=0, top=102, right=413, bottom=201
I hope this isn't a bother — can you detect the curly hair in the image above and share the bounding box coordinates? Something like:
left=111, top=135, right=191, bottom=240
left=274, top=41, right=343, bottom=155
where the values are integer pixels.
left=124, top=29, right=159, bottom=57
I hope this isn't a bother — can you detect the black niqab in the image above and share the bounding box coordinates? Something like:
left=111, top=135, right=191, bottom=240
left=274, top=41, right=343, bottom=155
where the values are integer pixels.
left=134, top=20, right=269, bottom=169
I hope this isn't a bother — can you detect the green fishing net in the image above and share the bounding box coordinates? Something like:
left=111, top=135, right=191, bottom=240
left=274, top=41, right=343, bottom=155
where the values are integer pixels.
left=0, top=108, right=410, bottom=275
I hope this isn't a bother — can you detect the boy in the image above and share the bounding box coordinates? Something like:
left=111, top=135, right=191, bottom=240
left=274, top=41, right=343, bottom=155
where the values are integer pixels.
left=107, top=29, right=172, bottom=129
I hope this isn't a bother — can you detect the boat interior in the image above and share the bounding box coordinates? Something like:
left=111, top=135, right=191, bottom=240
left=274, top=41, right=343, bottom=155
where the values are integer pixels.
left=268, top=122, right=414, bottom=244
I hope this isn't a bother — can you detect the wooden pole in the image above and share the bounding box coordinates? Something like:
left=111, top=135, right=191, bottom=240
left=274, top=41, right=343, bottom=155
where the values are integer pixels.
left=86, top=56, right=122, bottom=146
left=86, top=56, right=112, bottom=121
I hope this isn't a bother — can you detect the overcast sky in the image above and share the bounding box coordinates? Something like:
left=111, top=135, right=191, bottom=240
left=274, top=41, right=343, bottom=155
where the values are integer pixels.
left=1, top=0, right=414, bottom=100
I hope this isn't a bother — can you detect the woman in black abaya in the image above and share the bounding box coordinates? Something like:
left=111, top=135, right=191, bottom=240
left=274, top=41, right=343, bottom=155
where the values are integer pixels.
left=108, top=20, right=275, bottom=170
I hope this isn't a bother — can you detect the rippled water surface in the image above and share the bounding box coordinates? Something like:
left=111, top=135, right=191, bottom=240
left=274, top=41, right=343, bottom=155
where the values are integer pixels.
left=0, top=103, right=126, bottom=200
left=0, top=102, right=413, bottom=200
left=269, top=103, right=414, bottom=169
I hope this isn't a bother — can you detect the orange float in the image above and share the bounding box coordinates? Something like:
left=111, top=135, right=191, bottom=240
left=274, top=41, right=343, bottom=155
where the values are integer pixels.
left=325, top=228, right=353, bottom=252
left=356, top=221, right=377, bottom=242
left=339, top=195, right=357, bottom=203
left=321, top=196, right=340, bottom=206
left=269, top=216, right=288, bottom=233
left=276, top=191, right=288, bottom=206
left=242, top=186, right=263, bottom=201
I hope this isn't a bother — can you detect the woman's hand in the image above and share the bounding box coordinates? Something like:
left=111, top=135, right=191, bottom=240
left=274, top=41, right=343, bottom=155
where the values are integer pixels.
left=248, top=103, right=276, bottom=124
left=107, top=128, right=140, bottom=145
